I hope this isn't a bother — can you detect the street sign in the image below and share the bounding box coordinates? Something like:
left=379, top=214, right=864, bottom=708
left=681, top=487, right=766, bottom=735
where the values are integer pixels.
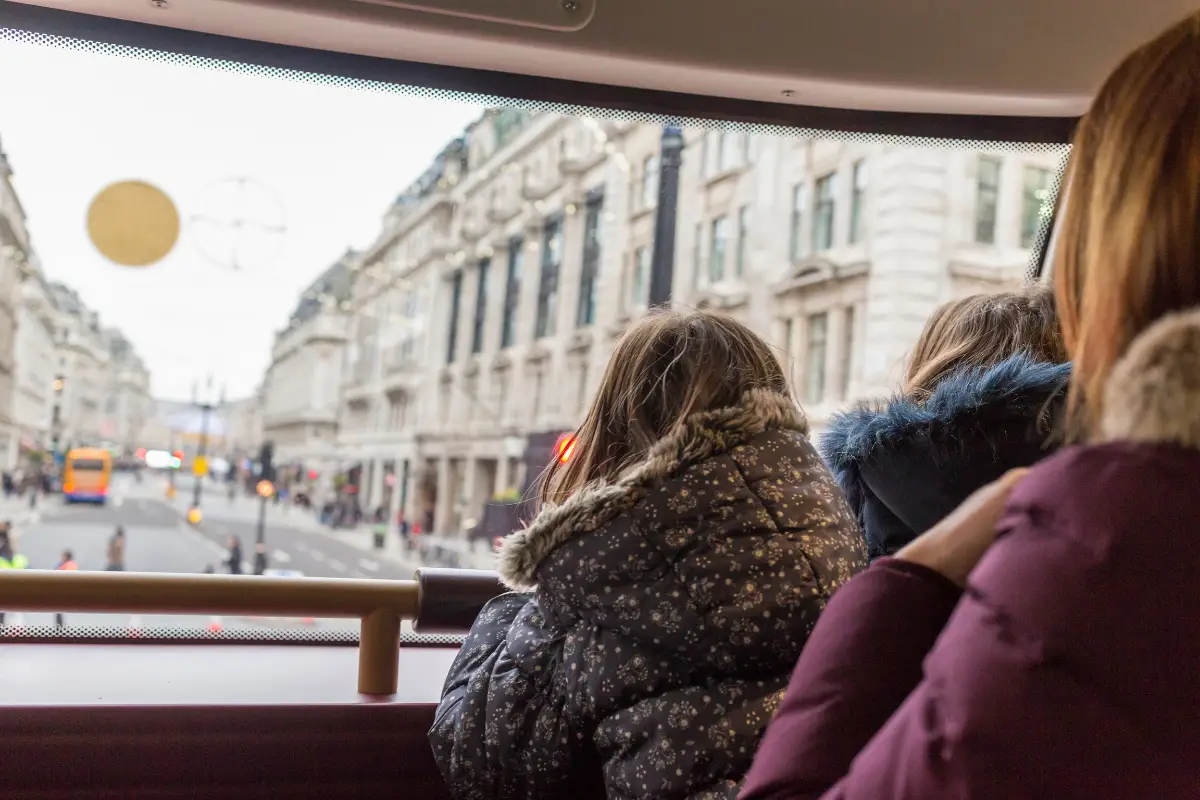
left=192, top=456, right=208, bottom=477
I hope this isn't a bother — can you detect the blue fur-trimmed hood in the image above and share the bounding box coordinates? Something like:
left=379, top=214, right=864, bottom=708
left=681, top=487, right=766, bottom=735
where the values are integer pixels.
left=819, top=354, right=1070, bottom=559
left=821, top=354, right=1070, bottom=473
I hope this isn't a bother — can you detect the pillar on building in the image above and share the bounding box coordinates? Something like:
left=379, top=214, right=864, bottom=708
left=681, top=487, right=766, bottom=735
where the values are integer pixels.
left=401, top=458, right=417, bottom=527
left=387, top=459, right=404, bottom=532
left=368, top=457, right=385, bottom=512
left=460, top=457, right=479, bottom=538
left=433, top=456, right=453, bottom=535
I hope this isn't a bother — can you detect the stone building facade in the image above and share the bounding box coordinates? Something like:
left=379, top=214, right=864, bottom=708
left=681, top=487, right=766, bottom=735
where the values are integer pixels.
left=307, top=111, right=1065, bottom=536
left=259, top=251, right=359, bottom=494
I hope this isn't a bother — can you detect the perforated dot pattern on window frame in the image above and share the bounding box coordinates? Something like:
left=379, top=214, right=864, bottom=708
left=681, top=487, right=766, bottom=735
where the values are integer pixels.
left=0, top=24, right=1070, bottom=282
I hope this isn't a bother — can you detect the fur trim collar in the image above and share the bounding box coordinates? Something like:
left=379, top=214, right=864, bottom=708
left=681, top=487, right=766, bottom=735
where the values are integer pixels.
left=1101, top=308, right=1200, bottom=447
left=820, top=354, right=1070, bottom=472
left=496, top=389, right=808, bottom=591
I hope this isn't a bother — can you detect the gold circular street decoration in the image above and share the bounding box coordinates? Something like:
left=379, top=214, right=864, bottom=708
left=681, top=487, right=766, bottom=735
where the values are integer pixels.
left=86, top=180, right=180, bottom=267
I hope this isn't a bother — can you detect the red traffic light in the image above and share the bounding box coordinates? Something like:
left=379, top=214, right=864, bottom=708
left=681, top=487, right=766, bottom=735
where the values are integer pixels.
left=307, top=470, right=319, bottom=481
left=554, top=433, right=577, bottom=464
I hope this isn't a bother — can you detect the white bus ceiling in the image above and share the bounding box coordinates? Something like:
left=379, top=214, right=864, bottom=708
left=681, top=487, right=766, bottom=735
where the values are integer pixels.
left=4, top=0, right=1195, bottom=116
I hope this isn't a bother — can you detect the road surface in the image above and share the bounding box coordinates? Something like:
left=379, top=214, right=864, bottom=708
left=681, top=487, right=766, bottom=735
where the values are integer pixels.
left=4, top=474, right=419, bottom=634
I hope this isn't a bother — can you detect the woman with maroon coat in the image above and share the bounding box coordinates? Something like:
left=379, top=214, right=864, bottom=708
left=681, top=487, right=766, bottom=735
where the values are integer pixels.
left=740, top=12, right=1200, bottom=800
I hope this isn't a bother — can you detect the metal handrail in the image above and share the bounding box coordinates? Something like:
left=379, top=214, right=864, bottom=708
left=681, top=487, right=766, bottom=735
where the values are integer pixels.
left=0, top=571, right=420, bottom=696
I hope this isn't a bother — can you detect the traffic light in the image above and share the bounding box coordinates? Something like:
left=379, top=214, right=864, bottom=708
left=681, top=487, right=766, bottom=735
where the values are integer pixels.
left=259, top=441, right=275, bottom=482
left=554, top=433, right=577, bottom=464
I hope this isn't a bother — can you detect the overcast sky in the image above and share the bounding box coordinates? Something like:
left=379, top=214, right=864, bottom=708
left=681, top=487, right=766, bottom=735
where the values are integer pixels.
left=0, top=39, right=482, bottom=401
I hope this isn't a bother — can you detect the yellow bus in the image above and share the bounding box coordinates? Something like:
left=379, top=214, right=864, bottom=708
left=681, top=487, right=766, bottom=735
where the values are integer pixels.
left=62, top=448, right=113, bottom=505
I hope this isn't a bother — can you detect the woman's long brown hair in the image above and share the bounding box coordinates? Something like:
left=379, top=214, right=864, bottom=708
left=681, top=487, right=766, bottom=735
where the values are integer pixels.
left=537, top=309, right=789, bottom=507
left=903, top=286, right=1066, bottom=402
left=1055, top=11, right=1200, bottom=439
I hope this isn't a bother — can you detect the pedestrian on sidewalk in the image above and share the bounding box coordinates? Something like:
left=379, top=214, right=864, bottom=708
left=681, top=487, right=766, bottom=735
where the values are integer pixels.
left=226, top=536, right=243, bottom=575
left=105, top=527, right=126, bottom=571
left=0, top=525, right=29, bottom=625
left=253, top=542, right=268, bottom=576
left=54, top=549, right=78, bottom=628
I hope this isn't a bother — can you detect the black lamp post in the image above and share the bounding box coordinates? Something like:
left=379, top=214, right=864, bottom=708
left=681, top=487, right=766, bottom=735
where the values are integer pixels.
left=189, top=376, right=224, bottom=514
left=649, top=124, right=685, bottom=307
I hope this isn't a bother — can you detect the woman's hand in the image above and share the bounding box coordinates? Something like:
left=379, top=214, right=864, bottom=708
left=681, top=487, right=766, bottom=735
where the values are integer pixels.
left=896, top=468, right=1029, bottom=587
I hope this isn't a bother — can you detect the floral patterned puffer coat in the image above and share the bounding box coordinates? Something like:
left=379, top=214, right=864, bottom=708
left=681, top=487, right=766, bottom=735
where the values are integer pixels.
left=429, top=389, right=867, bottom=800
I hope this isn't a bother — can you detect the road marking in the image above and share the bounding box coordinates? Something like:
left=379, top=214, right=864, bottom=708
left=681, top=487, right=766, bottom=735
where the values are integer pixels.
left=295, top=541, right=309, bottom=553
left=272, top=549, right=291, bottom=563
left=113, top=497, right=124, bottom=508
left=358, top=558, right=380, bottom=573
left=328, top=559, right=347, bottom=572
left=310, top=549, right=327, bottom=563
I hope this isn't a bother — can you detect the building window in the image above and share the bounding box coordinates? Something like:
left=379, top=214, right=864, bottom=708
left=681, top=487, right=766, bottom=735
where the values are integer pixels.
left=708, top=215, right=729, bottom=283
left=813, top=173, right=836, bottom=252
left=790, top=184, right=806, bottom=261
left=576, top=193, right=604, bottom=328
left=693, top=222, right=703, bottom=284
left=1021, top=165, right=1052, bottom=248
left=500, top=238, right=522, bottom=348
left=736, top=205, right=751, bottom=277
left=841, top=305, right=855, bottom=399
left=534, top=217, right=563, bottom=339
left=704, top=131, right=720, bottom=177
left=631, top=246, right=650, bottom=309
left=641, top=155, right=659, bottom=210
left=975, top=156, right=1002, bottom=244
left=445, top=270, right=463, bottom=365
left=719, top=131, right=740, bottom=172
left=850, top=160, right=868, bottom=244
left=804, top=312, right=828, bottom=405
left=470, top=258, right=490, bottom=355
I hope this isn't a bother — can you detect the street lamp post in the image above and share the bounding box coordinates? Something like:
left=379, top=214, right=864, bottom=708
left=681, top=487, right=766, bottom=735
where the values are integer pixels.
left=189, top=376, right=225, bottom=517
left=649, top=124, right=685, bottom=307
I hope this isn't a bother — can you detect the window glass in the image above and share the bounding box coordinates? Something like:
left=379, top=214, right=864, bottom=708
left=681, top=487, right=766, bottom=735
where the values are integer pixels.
left=500, top=238, right=522, bottom=348
left=813, top=174, right=836, bottom=252
left=641, top=155, right=659, bottom=209
left=804, top=312, right=828, bottom=405
left=0, top=33, right=1067, bottom=637
left=470, top=258, right=489, bottom=355
left=631, top=246, right=650, bottom=310
left=736, top=206, right=751, bottom=277
left=849, top=161, right=867, bottom=244
left=709, top=216, right=728, bottom=283
left=576, top=194, right=603, bottom=328
left=1021, top=165, right=1052, bottom=248
left=535, top=217, right=563, bottom=339
left=790, top=184, right=807, bottom=261
left=976, top=156, right=1002, bottom=244
left=445, top=270, right=463, bottom=364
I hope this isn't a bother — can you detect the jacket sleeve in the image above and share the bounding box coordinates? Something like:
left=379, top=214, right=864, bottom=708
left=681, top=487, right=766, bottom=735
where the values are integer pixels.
left=739, top=559, right=962, bottom=800
left=429, top=592, right=589, bottom=800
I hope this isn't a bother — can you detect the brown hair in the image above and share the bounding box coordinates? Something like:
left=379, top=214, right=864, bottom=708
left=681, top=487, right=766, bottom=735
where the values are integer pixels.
left=903, top=286, right=1067, bottom=401
left=1055, top=11, right=1200, bottom=439
left=537, top=309, right=789, bottom=507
